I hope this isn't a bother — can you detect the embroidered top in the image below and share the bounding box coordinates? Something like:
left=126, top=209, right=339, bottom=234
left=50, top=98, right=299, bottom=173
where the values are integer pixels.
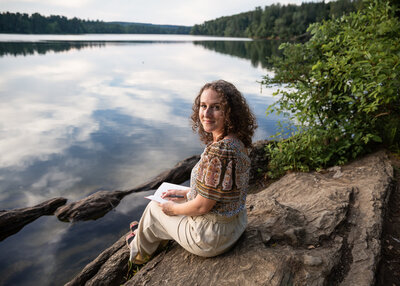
left=187, top=138, right=251, bottom=217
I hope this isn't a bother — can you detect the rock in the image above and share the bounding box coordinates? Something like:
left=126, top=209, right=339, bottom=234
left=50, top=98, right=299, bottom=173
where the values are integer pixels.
left=55, top=190, right=126, bottom=222
left=328, top=166, right=343, bottom=178
left=249, top=140, right=270, bottom=186
left=55, top=155, right=201, bottom=222
left=65, top=235, right=130, bottom=286
left=67, top=150, right=394, bottom=286
left=125, top=150, right=393, bottom=286
left=0, top=197, right=67, bottom=241
left=303, top=255, right=323, bottom=266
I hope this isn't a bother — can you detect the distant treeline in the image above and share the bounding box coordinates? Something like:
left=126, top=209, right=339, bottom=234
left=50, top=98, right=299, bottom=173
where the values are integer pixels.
left=190, top=0, right=363, bottom=39
left=0, top=39, right=280, bottom=69
left=0, top=12, right=192, bottom=34
left=1, top=0, right=362, bottom=38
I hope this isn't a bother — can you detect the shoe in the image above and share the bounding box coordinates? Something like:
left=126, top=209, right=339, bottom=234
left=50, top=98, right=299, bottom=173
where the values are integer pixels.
left=126, top=232, right=135, bottom=248
left=126, top=221, right=139, bottom=248
left=130, top=221, right=139, bottom=233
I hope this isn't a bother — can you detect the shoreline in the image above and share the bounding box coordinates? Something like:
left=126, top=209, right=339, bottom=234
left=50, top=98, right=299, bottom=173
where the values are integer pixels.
left=0, top=140, right=269, bottom=241
left=1, top=143, right=399, bottom=285
left=70, top=150, right=398, bottom=285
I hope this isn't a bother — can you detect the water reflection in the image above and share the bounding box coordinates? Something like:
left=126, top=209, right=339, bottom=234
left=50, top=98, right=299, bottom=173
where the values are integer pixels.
left=195, top=40, right=284, bottom=68
left=0, top=190, right=154, bottom=286
left=0, top=36, right=284, bottom=285
left=0, top=38, right=284, bottom=70
left=0, top=41, right=106, bottom=57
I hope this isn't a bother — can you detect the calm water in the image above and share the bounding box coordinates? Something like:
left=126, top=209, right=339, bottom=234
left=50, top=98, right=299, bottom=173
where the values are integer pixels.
left=0, top=34, right=283, bottom=286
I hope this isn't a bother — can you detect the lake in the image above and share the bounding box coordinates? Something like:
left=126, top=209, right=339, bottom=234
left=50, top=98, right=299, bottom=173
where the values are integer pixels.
left=0, top=34, right=283, bottom=285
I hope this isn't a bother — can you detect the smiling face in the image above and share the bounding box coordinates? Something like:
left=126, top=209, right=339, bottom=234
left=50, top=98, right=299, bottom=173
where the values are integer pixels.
left=199, top=88, right=225, bottom=142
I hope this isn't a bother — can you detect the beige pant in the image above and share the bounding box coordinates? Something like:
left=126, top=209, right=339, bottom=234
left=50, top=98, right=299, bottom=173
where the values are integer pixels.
left=129, top=201, right=247, bottom=263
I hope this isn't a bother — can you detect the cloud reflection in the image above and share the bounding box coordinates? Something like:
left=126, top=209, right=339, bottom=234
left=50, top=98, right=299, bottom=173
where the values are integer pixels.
left=0, top=39, right=288, bottom=286
left=0, top=40, right=280, bottom=209
left=27, top=168, right=82, bottom=205
left=0, top=92, right=99, bottom=169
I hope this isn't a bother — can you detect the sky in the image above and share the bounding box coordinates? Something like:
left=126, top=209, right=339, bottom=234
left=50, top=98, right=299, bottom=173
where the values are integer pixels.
left=0, top=0, right=323, bottom=26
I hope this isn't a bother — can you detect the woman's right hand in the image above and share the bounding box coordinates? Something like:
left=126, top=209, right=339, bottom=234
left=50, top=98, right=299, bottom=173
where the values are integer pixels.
left=161, top=188, right=189, bottom=202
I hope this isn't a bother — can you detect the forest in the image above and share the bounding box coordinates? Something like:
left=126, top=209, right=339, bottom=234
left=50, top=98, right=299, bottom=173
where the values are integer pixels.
left=190, top=0, right=363, bottom=39
left=0, top=12, right=191, bottom=34
left=1, top=0, right=363, bottom=38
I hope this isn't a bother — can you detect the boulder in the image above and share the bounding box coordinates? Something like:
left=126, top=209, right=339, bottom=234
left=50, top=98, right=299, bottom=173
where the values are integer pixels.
left=0, top=197, right=67, bottom=241
left=66, top=150, right=394, bottom=286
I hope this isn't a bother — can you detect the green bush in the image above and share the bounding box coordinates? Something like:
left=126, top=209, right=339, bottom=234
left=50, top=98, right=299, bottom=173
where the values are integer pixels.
left=263, top=0, right=400, bottom=178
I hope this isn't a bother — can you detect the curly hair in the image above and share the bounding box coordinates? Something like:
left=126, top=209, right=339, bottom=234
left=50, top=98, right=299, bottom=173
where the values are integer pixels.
left=191, top=79, right=257, bottom=148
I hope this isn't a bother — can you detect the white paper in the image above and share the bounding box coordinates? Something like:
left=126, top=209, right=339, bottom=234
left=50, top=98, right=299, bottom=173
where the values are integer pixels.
left=145, top=182, right=190, bottom=204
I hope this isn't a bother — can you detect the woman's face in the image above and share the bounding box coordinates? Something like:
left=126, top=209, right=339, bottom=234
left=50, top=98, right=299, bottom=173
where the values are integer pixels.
left=199, top=88, right=225, bottom=142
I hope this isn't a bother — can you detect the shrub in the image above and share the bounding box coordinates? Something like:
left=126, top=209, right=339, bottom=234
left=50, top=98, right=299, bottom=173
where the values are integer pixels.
left=263, top=0, right=400, bottom=178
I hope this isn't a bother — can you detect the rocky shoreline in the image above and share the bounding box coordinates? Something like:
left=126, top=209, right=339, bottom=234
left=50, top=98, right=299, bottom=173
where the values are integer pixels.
left=1, top=143, right=398, bottom=285
left=0, top=141, right=268, bottom=240
left=68, top=150, right=395, bottom=286
left=0, top=155, right=201, bottom=241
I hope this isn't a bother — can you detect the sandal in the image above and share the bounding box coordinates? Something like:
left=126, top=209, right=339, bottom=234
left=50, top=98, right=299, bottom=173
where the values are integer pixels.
left=130, top=221, right=139, bottom=233
left=126, top=232, right=135, bottom=248
left=126, top=221, right=139, bottom=248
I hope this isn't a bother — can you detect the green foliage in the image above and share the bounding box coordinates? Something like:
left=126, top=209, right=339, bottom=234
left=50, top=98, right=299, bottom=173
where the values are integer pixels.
left=191, top=0, right=362, bottom=39
left=0, top=12, right=191, bottom=34
left=263, top=0, right=400, bottom=178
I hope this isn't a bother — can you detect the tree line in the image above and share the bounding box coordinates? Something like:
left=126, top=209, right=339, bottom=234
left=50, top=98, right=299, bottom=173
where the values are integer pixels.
left=0, top=12, right=191, bottom=34
left=190, top=0, right=363, bottom=39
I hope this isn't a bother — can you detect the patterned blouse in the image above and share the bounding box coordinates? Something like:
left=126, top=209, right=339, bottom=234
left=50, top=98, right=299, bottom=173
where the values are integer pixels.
left=187, top=138, right=251, bottom=217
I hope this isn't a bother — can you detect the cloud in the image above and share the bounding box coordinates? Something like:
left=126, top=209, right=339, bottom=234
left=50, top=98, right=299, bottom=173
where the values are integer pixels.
left=4, top=0, right=94, bottom=9
left=0, top=0, right=315, bottom=25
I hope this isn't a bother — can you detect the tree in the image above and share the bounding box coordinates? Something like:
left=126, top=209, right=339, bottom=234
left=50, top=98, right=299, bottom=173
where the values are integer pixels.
left=262, top=0, right=400, bottom=178
left=190, top=1, right=362, bottom=39
left=0, top=12, right=191, bottom=34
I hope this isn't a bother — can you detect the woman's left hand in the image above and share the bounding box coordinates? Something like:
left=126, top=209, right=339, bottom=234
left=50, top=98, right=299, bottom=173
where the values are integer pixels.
left=159, top=201, right=176, bottom=216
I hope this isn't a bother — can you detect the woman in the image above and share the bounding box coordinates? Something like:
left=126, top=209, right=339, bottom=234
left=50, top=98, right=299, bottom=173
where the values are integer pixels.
left=127, top=79, right=257, bottom=264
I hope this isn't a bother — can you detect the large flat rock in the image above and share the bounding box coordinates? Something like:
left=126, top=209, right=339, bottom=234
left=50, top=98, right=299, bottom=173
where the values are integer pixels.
left=67, top=150, right=394, bottom=286
left=127, top=150, right=393, bottom=286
